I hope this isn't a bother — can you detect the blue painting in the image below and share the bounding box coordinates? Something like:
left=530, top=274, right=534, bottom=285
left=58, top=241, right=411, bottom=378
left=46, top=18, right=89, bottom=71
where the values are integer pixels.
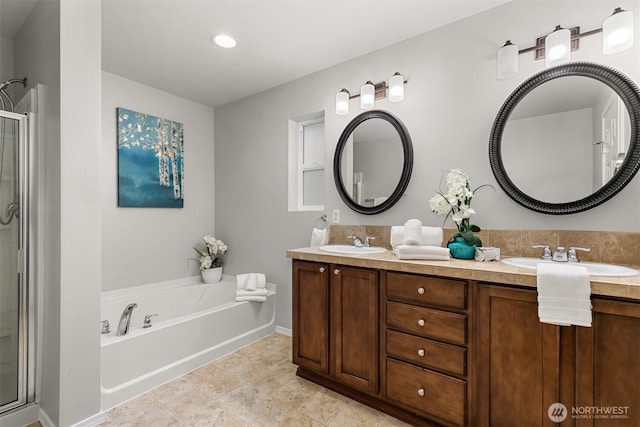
left=117, top=107, right=184, bottom=208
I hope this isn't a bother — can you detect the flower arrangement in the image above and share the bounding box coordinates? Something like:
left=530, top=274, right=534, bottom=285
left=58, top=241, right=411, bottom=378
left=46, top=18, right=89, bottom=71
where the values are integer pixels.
left=429, top=169, right=492, bottom=247
left=193, top=235, right=228, bottom=271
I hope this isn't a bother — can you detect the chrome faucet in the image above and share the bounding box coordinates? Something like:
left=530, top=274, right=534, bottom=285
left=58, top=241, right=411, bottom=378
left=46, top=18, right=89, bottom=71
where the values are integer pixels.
left=116, top=303, right=137, bottom=336
left=347, top=235, right=375, bottom=247
left=532, top=244, right=591, bottom=262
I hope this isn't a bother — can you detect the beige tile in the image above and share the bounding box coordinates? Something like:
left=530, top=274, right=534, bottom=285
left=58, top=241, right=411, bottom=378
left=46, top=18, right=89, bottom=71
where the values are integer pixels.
left=328, top=403, right=385, bottom=427
left=300, top=391, right=348, bottom=424
left=178, top=400, right=241, bottom=427
left=161, top=389, right=215, bottom=418
left=242, top=395, right=299, bottom=427
left=219, top=382, right=271, bottom=414
left=108, top=394, right=181, bottom=427
left=278, top=409, right=326, bottom=427
left=149, top=376, right=195, bottom=405
left=223, top=416, right=258, bottom=427
left=270, top=377, right=323, bottom=408
left=97, top=415, right=119, bottom=427
left=186, top=369, right=245, bottom=399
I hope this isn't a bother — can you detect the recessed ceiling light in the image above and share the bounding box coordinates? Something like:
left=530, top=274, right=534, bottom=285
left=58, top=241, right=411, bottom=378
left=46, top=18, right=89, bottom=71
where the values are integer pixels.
left=212, top=34, right=237, bottom=49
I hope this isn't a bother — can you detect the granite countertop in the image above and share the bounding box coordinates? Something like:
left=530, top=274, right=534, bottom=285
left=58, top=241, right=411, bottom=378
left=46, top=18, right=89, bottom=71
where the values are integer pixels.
left=286, top=247, right=640, bottom=301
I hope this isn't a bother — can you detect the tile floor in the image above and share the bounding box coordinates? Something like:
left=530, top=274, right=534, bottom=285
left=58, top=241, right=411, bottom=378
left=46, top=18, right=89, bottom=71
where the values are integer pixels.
left=93, top=333, right=411, bottom=427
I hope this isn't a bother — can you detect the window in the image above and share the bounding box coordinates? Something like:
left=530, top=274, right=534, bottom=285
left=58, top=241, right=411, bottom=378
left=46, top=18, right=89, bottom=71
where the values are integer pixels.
left=288, top=113, right=325, bottom=211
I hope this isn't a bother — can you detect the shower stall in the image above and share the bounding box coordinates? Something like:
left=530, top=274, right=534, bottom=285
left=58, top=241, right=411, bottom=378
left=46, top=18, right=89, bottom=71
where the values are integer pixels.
left=0, top=77, right=33, bottom=414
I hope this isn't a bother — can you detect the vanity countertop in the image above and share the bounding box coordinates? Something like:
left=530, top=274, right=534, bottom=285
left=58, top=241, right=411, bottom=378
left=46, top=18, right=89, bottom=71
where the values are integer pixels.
left=286, top=247, right=640, bottom=301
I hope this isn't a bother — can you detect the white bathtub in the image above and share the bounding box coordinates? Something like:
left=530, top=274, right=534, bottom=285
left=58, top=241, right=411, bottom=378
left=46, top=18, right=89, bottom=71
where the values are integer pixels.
left=100, top=275, right=276, bottom=410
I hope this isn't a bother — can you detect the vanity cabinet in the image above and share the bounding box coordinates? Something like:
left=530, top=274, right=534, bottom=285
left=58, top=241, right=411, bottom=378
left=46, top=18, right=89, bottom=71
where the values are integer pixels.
left=383, top=272, right=469, bottom=426
left=292, top=260, right=379, bottom=395
left=477, top=284, right=640, bottom=427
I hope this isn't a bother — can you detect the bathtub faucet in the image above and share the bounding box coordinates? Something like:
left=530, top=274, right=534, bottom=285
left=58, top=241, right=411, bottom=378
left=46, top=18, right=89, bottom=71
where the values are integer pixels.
left=116, top=303, right=138, bottom=336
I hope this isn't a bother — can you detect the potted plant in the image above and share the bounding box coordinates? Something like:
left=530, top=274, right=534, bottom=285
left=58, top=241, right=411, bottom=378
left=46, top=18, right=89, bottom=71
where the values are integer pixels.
left=429, top=169, right=492, bottom=259
left=193, top=235, right=228, bottom=283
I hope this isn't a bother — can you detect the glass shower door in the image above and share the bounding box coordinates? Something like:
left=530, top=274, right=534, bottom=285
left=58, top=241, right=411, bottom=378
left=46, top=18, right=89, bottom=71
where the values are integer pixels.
left=0, top=111, right=28, bottom=413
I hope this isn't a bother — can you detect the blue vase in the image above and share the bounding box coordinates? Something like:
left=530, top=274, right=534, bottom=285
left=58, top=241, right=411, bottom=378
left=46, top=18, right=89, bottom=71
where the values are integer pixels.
left=447, top=237, right=476, bottom=260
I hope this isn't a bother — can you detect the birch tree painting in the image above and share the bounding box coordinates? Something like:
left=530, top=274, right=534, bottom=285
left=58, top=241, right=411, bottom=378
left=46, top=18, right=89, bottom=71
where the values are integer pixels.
left=117, top=107, right=184, bottom=208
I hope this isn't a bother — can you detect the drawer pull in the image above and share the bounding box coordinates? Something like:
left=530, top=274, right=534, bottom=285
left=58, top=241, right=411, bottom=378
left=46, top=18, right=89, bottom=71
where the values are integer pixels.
left=417, top=319, right=425, bottom=327
left=334, top=269, right=340, bottom=275
left=417, top=287, right=425, bottom=295
left=319, top=267, right=325, bottom=273
left=418, top=388, right=425, bottom=397
left=417, top=348, right=425, bottom=357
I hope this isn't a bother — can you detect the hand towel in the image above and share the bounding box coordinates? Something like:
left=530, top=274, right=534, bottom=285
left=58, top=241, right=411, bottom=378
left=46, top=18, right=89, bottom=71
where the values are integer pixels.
left=536, top=263, right=591, bottom=327
left=403, top=219, right=423, bottom=245
left=236, top=274, right=249, bottom=290
left=245, top=274, right=257, bottom=291
left=236, top=289, right=268, bottom=297
left=235, top=295, right=267, bottom=302
left=310, top=227, right=329, bottom=246
left=390, top=226, right=443, bottom=249
left=393, top=245, right=450, bottom=261
left=254, top=273, right=266, bottom=289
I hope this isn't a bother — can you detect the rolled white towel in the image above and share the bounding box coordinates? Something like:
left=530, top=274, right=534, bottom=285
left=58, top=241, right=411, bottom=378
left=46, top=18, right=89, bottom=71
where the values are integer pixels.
left=235, top=295, right=267, bottom=302
left=403, top=219, right=423, bottom=245
left=390, top=226, right=443, bottom=249
left=245, top=274, right=257, bottom=291
left=393, top=245, right=450, bottom=260
left=236, top=289, right=268, bottom=297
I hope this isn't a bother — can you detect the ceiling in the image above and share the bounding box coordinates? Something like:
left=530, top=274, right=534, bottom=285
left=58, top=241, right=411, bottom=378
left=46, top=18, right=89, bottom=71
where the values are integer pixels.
left=3, top=0, right=512, bottom=108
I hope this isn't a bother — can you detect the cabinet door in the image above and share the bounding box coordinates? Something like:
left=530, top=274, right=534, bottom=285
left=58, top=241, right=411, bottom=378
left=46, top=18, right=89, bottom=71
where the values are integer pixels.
left=331, top=265, right=379, bottom=394
left=576, top=298, right=640, bottom=427
left=293, top=260, right=329, bottom=374
left=477, top=284, right=561, bottom=427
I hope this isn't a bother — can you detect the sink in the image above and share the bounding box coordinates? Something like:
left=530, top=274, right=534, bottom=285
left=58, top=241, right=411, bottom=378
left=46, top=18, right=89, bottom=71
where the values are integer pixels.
left=501, top=257, right=639, bottom=277
left=319, top=245, right=386, bottom=254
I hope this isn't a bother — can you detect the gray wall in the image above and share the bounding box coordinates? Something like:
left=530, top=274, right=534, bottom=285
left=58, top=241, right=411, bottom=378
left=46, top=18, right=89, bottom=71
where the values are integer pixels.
left=214, top=1, right=640, bottom=330
left=101, top=72, right=215, bottom=291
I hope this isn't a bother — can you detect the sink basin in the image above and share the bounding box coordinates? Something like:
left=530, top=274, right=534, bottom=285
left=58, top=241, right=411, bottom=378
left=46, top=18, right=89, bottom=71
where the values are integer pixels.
left=319, top=245, right=386, bottom=254
left=502, top=257, right=639, bottom=277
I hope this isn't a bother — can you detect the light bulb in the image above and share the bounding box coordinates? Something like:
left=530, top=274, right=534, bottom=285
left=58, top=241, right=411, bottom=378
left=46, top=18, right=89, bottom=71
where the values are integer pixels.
left=360, top=81, right=375, bottom=109
left=603, top=8, right=634, bottom=54
left=335, top=89, right=350, bottom=115
left=388, top=72, right=404, bottom=102
left=545, top=26, right=571, bottom=67
left=497, top=40, right=519, bottom=79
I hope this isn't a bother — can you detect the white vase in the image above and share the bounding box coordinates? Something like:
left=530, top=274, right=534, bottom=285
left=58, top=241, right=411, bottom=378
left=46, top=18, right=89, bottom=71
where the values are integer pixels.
left=201, top=266, right=223, bottom=283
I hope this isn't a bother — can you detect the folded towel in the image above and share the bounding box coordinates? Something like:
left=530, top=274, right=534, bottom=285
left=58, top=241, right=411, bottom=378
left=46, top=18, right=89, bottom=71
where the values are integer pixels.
left=245, top=274, right=257, bottom=291
left=310, top=227, right=329, bottom=246
left=236, top=289, right=268, bottom=297
left=235, top=295, right=267, bottom=302
left=236, top=273, right=266, bottom=290
left=393, top=245, right=450, bottom=260
left=536, top=263, right=591, bottom=327
left=403, top=219, right=423, bottom=245
left=236, top=274, right=249, bottom=290
left=254, top=273, right=266, bottom=289
left=390, top=226, right=443, bottom=249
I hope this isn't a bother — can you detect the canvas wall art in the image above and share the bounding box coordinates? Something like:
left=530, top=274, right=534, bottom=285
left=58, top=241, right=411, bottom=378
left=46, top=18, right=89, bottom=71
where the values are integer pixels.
left=117, top=107, right=184, bottom=208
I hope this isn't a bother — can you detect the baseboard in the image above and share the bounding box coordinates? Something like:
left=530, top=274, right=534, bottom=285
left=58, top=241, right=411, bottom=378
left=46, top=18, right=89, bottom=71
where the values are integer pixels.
left=275, top=326, right=292, bottom=336
left=70, top=412, right=106, bottom=427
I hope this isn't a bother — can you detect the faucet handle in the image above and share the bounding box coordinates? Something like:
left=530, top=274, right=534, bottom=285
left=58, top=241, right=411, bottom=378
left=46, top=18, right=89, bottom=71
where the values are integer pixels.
left=568, top=246, right=591, bottom=262
left=532, top=244, right=552, bottom=260
left=363, top=236, right=376, bottom=247
left=143, top=314, right=158, bottom=328
left=101, top=320, right=110, bottom=334
left=347, top=235, right=363, bottom=247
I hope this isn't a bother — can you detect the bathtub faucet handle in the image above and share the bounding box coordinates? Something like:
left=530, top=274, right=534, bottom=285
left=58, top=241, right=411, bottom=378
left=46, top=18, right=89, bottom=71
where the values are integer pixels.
left=101, top=320, right=110, bottom=334
left=143, top=314, right=158, bottom=328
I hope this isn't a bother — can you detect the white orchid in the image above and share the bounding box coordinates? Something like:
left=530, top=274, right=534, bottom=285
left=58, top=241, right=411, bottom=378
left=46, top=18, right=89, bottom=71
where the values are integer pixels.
left=193, top=235, right=228, bottom=271
left=430, top=169, right=492, bottom=247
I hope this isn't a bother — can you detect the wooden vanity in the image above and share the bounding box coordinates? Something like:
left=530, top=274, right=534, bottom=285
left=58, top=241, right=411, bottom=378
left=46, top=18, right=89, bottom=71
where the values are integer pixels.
left=287, top=247, right=640, bottom=426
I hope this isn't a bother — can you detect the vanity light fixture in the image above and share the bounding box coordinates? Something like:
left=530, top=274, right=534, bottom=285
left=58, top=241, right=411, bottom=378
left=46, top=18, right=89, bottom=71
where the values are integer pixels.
left=334, top=73, right=407, bottom=115
left=603, top=7, right=634, bottom=54
left=360, top=81, right=375, bottom=109
left=545, top=25, right=571, bottom=67
left=496, top=7, right=634, bottom=79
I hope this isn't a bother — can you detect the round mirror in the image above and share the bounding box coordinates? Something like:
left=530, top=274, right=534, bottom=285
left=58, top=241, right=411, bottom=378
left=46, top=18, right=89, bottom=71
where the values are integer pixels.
left=334, top=110, right=413, bottom=214
left=489, top=62, right=640, bottom=214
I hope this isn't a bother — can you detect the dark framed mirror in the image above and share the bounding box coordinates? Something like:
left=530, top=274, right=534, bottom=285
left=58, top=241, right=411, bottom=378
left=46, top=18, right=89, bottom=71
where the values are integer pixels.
left=334, top=110, right=413, bottom=215
left=489, top=62, right=640, bottom=215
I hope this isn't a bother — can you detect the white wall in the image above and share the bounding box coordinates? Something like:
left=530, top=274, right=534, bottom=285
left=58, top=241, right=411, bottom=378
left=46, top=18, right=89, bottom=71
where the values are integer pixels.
left=101, top=72, right=215, bottom=291
left=214, top=1, right=640, bottom=330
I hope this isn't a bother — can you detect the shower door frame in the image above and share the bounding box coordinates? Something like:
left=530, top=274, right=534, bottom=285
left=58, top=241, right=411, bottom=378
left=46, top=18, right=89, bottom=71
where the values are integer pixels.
left=0, top=110, right=33, bottom=415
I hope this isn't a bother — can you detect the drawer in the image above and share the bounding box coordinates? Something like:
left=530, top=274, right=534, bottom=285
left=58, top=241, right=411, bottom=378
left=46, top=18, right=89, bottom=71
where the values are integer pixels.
left=386, top=272, right=467, bottom=310
left=386, top=329, right=466, bottom=376
left=386, top=358, right=466, bottom=426
left=387, top=301, right=467, bottom=345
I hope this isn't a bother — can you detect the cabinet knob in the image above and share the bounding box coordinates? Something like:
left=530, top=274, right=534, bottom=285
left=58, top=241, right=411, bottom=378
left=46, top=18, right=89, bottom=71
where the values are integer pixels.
left=417, top=319, right=425, bottom=327
left=418, top=388, right=425, bottom=397
left=319, top=267, right=325, bottom=273
left=417, top=348, right=425, bottom=357
left=334, top=269, right=340, bottom=275
left=417, top=287, right=425, bottom=295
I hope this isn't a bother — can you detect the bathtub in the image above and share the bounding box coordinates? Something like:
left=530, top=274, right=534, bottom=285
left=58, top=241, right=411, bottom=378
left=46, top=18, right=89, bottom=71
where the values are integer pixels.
left=100, top=275, right=276, bottom=410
